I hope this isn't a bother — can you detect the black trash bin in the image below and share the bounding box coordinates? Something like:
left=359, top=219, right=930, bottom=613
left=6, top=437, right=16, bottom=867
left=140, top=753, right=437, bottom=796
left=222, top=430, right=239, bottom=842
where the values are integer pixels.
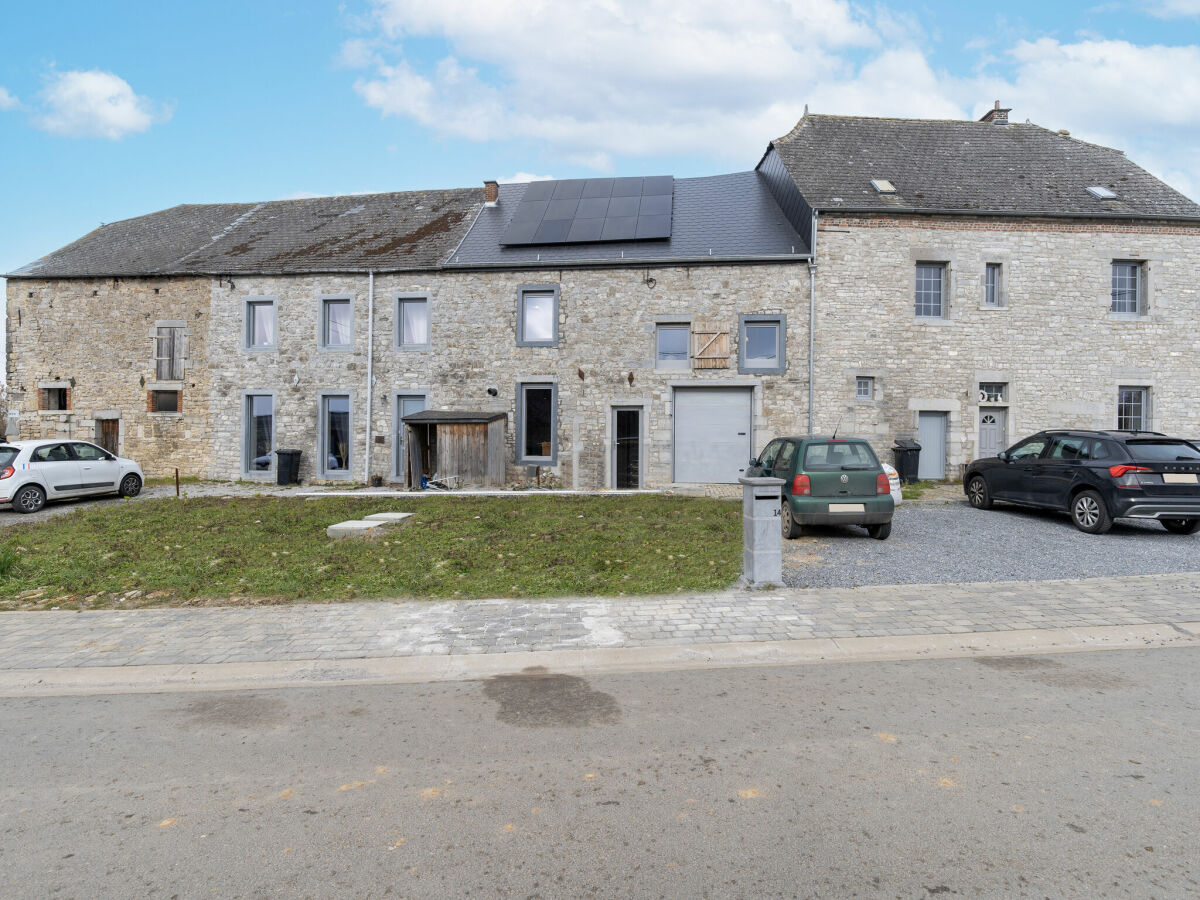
left=275, top=449, right=302, bottom=486
left=892, top=439, right=922, bottom=485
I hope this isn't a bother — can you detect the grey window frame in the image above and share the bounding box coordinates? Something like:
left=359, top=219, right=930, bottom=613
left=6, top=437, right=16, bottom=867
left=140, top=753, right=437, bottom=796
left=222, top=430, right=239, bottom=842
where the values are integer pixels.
left=983, top=263, right=1002, bottom=308
left=1111, top=261, right=1145, bottom=316
left=737, top=314, right=786, bottom=375
left=655, top=322, right=691, bottom=370
left=393, top=391, right=430, bottom=479
left=855, top=376, right=874, bottom=400
left=516, top=285, right=559, bottom=348
left=241, top=390, right=277, bottom=476
left=1117, top=385, right=1150, bottom=431
left=317, top=390, right=354, bottom=478
left=516, top=380, right=558, bottom=466
left=395, top=293, right=431, bottom=351
left=915, top=262, right=947, bottom=319
left=244, top=297, right=278, bottom=351
left=979, top=382, right=1008, bottom=403
left=318, top=294, right=354, bottom=351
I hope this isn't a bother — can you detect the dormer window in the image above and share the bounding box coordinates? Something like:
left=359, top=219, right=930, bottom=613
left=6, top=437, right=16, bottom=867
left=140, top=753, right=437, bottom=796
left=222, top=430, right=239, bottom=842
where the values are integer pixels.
left=871, top=179, right=896, bottom=194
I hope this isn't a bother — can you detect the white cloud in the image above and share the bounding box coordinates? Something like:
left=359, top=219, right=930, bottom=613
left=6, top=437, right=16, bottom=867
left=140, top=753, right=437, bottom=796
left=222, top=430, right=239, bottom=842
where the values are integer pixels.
left=1146, top=0, right=1200, bottom=17
left=35, top=70, right=169, bottom=139
left=0, top=87, right=18, bottom=111
left=498, top=173, right=554, bottom=183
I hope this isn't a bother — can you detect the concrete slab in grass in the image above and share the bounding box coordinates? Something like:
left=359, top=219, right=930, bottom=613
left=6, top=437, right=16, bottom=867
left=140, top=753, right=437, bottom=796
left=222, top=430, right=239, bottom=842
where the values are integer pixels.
left=326, top=520, right=384, bottom=539
left=363, top=512, right=414, bottom=523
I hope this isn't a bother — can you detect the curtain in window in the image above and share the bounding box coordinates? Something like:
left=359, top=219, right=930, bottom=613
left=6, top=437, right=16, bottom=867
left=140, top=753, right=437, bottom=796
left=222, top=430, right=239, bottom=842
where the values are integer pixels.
left=325, top=301, right=351, bottom=346
left=402, top=300, right=429, bottom=345
left=251, top=304, right=277, bottom=347
left=325, top=395, right=350, bottom=470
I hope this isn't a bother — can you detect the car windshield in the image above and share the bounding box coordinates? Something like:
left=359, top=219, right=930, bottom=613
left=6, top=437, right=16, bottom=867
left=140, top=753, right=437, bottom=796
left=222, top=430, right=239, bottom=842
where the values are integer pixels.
left=0, top=447, right=17, bottom=468
left=1125, top=440, right=1200, bottom=461
left=804, top=441, right=878, bottom=470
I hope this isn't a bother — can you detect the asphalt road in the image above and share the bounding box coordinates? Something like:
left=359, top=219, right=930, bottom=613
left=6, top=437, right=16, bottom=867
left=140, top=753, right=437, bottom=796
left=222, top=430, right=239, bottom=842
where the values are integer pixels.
left=785, top=500, right=1200, bottom=589
left=2, top=648, right=1197, bottom=898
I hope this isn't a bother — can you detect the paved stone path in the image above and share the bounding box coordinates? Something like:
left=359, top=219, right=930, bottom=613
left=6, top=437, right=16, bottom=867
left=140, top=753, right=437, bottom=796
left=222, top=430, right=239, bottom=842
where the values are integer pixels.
left=1, top=572, right=1198, bottom=669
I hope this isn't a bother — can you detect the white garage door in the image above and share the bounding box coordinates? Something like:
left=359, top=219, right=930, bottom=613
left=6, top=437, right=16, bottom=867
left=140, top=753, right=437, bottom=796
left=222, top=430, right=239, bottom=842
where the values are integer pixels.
left=673, top=388, right=753, bottom=483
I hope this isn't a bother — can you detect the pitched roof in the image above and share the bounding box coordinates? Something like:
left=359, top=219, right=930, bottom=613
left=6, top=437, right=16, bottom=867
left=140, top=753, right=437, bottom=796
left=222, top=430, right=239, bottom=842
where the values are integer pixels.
left=770, top=114, right=1200, bottom=219
left=9, top=189, right=483, bottom=277
left=447, top=172, right=809, bottom=268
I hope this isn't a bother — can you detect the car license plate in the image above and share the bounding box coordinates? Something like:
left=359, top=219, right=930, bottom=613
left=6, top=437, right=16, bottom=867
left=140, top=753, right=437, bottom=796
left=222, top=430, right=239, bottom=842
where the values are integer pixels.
left=1163, top=473, right=1198, bottom=484
left=828, top=503, right=865, bottom=513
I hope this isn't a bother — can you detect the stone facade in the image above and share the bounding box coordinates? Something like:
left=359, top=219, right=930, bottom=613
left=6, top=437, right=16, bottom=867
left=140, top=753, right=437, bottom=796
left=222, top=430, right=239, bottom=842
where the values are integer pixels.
left=7, top=212, right=1200, bottom=486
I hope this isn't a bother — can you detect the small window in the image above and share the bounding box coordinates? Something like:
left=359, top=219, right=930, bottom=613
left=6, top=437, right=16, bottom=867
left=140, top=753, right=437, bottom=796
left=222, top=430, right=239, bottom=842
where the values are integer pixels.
left=397, top=296, right=430, bottom=350
left=517, top=382, right=557, bottom=464
left=738, top=315, right=786, bottom=374
left=979, top=382, right=1007, bottom=403
left=40, top=387, right=70, bottom=411
left=32, top=443, right=71, bottom=463
left=983, top=263, right=1002, bottom=307
left=1111, top=262, right=1143, bottom=316
left=149, top=390, right=180, bottom=413
left=321, top=298, right=353, bottom=349
left=655, top=324, right=689, bottom=369
left=155, top=326, right=184, bottom=380
left=915, top=263, right=946, bottom=318
left=856, top=376, right=874, bottom=400
left=1049, top=437, right=1089, bottom=460
left=321, top=394, right=352, bottom=474
left=1117, top=386, right=1150, bottom=431
left=775, top=441, right=797, bottom=472
left=1008, top=437, right=1047, bottom=460
left=71, top=442, right=108, bottom=461
left=244, top=394, right=274, bottom=473
left=246, top=299, right=277, bottom=349
left=518, top=287, right=558, bottom=347
left=803, top=441, right=879, bottom=470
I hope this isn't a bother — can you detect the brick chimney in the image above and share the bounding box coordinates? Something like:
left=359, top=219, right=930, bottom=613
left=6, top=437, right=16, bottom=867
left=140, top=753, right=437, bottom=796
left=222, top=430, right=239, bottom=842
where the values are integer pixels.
left=483, top=180, right=499, bottom=205
left=979, top=100, right=1010, bottom=125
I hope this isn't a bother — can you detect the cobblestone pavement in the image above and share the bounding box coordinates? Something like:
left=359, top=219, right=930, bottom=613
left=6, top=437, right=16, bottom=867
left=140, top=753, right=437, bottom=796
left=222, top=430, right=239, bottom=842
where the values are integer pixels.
left=1, top=572, right=1197, bottom=669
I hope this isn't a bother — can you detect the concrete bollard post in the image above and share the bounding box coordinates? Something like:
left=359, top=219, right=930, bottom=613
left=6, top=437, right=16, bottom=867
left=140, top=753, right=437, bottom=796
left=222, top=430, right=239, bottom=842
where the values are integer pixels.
left=738, top=476, right=785, bottom=588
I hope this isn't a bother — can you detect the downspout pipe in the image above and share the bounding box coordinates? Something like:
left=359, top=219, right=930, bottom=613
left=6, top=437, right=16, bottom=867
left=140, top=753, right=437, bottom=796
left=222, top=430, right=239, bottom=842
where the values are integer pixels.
left=364, top=270, right=375, bottom=485
left=807, top=209, right=818, bottom=436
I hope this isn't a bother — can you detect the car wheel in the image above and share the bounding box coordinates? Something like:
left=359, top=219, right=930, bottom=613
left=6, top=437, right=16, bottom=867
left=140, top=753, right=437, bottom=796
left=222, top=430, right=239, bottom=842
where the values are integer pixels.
left=1161, top=517, right=1200, bottom=535
left=866, top=522, right=892, bottom=540
left=966, top=474, right=993, bottom=510
left=13, top=484, right=46, bottom=514
left=1071, top=490, right=1112, bottom=535
left=119, top=474, right=143, bottom=498
left=781, top=500, right=802, bottom=539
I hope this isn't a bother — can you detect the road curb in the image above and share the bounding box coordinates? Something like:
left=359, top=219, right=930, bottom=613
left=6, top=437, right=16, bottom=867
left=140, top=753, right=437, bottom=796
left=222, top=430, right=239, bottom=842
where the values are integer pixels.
left=1, top=621, right=1196, bottom=697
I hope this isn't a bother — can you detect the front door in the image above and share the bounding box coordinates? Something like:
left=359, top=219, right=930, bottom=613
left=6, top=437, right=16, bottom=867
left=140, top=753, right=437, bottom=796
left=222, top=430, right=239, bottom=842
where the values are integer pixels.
left=613, top=407, right=641, bottom=489
left=978, top=408, right=1006, bottom=459
left=396, top=395, right=427, bottom=483
left=96, top=419, right=119, bottom=456
left=917, top=412, right=947, bottom=480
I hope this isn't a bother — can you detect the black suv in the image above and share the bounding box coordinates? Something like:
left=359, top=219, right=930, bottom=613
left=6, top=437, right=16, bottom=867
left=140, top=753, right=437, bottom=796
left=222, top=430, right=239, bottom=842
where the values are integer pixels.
left=963, top=430, right=1200, bottom=534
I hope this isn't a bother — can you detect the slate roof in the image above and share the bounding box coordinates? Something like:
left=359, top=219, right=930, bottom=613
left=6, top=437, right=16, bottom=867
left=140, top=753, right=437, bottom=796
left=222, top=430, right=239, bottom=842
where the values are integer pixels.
left=770, top=114, right=1200, bottom=219
left=9, top=189, right=483, bottom=277
left=447, top=172, right=809, bottom=268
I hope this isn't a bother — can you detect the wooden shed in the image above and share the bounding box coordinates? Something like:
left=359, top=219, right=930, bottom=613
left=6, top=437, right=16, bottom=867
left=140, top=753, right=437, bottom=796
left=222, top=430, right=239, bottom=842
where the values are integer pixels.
left=402, top=410, right=508, bottom=488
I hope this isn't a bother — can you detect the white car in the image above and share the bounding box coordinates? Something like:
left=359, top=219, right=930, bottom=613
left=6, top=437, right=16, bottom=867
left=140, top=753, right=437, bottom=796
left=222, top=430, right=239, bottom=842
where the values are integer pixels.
left=0, top=440, right=144, bottom=513
left=882, top=462, right=903, bottom=506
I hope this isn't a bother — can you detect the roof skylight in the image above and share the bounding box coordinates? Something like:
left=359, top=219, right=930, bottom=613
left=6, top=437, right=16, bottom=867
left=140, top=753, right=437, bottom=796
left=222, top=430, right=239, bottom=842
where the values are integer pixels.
left=871, top=179, right=897, bottom=194
left=1086, top=185, right=1118, bottom=200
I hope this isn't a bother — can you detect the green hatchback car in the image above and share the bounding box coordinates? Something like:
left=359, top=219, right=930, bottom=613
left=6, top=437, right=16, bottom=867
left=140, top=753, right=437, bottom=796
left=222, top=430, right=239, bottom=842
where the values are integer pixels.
left=746, top=436, right=895, bottom=539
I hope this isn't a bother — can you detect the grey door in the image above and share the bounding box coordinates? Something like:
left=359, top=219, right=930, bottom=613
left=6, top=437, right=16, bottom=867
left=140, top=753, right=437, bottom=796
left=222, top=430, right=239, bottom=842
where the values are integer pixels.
left=395, top=394, right=427, bottom=481
left=978, top=407, right=1007, bottom=459
left=613, top=407, right=641, bottom=489
left=917, top=412, right=947, bottom=480
left=673, top=388, right=753, bottom=483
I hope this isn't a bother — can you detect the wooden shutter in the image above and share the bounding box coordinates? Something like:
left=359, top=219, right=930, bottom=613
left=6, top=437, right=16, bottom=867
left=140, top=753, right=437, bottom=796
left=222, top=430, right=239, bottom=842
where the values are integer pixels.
left=691, top=319, right=730, bottom=369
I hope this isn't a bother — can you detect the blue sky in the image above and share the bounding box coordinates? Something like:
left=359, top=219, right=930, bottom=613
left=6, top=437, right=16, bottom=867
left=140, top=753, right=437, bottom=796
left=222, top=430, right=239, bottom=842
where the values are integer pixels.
left=2, top=0, right=1199, bottom=281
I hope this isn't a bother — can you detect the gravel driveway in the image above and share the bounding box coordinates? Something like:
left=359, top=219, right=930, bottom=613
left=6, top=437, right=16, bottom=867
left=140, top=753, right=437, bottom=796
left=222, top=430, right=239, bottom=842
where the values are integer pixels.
left=784, top=499, right=1200, bottom=589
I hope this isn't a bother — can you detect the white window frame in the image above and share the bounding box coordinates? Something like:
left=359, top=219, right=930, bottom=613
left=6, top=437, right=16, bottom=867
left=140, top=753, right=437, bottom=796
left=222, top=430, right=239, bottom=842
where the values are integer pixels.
left=915, top=262, right=948, bottom=319
left=1111, top=261, right=1146, bottom=317
left=1117, top=385, right=1150, bottom=431
left=395, top=294, right=431, bottom=351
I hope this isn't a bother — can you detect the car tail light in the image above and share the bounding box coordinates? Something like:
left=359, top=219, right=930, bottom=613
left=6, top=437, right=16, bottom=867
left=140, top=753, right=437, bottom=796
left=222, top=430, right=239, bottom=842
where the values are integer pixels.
left=1108, top=464, right=1151, bottom=487
left=0, top=466, right=12, bottom=480
left=877, top=473, right=891, bottom=495
left=793, top=474, right=811, bottom=496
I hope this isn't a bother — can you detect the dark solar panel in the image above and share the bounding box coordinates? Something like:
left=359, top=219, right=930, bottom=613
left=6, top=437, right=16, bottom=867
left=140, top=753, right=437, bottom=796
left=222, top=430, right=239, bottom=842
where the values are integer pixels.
left=501, top=176, right=674, bottom=245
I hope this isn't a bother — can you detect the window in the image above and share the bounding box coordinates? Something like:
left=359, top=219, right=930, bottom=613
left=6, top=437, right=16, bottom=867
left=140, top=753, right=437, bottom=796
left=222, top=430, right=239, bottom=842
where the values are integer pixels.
left=1008, top=437, right=1047, bottom=460
left=32, top=443, right=71, bottom=463
left=155, top=326, right=184, bottom=380
left=979, top=382, right=1007, bottom=403
left=517, top=287, right=558, bottom=347
left=1049, top=437, right=1090, bottom=460
left=775, top=441, right=797, bottom=473
left=149, top=390, right=180, bottom=413
left=71, top=442, right=108, bottom=461
left=321, top=297, right=352, bottom=349
left=1124, top=440, right=1200, bottom=461
left=656, top=323, right=689, bottom=369
left=244, top=394, right=274, bottom=473
left=756, top=439, right=784, bottom=469
left=983, top=263, right=1002, bottom=307
left=1111, top=262, right=1143, bottom=315
left=517, top=382, right=557, bottom=464
left=856, top=376, right=874, bottom=400
left=39, top=387, right=69, bottom=411
left=915, top=263, right=946, bottom=318
left=803, top=441, right=879, bottom=469
left=320, top=394, right=352, bottom=474
left=396, top=296, right=430, bottom=350
left=1117, top=386, right=1150, bottom=431
left=245, top=299, right=277, bottom=349
left=738, top=315, right=786, bottom=374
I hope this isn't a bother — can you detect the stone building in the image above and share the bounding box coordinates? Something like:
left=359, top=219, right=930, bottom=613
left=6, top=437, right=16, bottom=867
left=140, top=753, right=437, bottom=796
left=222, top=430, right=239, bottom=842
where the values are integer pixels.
left=7, top=108, right=1200, bottom=488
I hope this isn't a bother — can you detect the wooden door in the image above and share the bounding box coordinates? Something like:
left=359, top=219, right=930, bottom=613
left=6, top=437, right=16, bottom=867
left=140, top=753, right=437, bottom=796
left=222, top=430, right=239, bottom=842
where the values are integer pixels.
left=96, top=419, right=119, bottom=456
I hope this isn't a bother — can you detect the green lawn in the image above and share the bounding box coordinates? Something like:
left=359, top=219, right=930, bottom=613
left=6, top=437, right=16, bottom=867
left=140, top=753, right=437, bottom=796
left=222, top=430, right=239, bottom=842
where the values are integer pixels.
left=0, top=495, right=742, bottom=610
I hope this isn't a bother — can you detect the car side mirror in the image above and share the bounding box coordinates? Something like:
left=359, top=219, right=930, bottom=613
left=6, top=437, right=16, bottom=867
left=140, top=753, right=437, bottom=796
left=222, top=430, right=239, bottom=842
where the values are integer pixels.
left=997, top=450, right=1009, bottom=462
left=749, top=458, right=759, bottom=468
